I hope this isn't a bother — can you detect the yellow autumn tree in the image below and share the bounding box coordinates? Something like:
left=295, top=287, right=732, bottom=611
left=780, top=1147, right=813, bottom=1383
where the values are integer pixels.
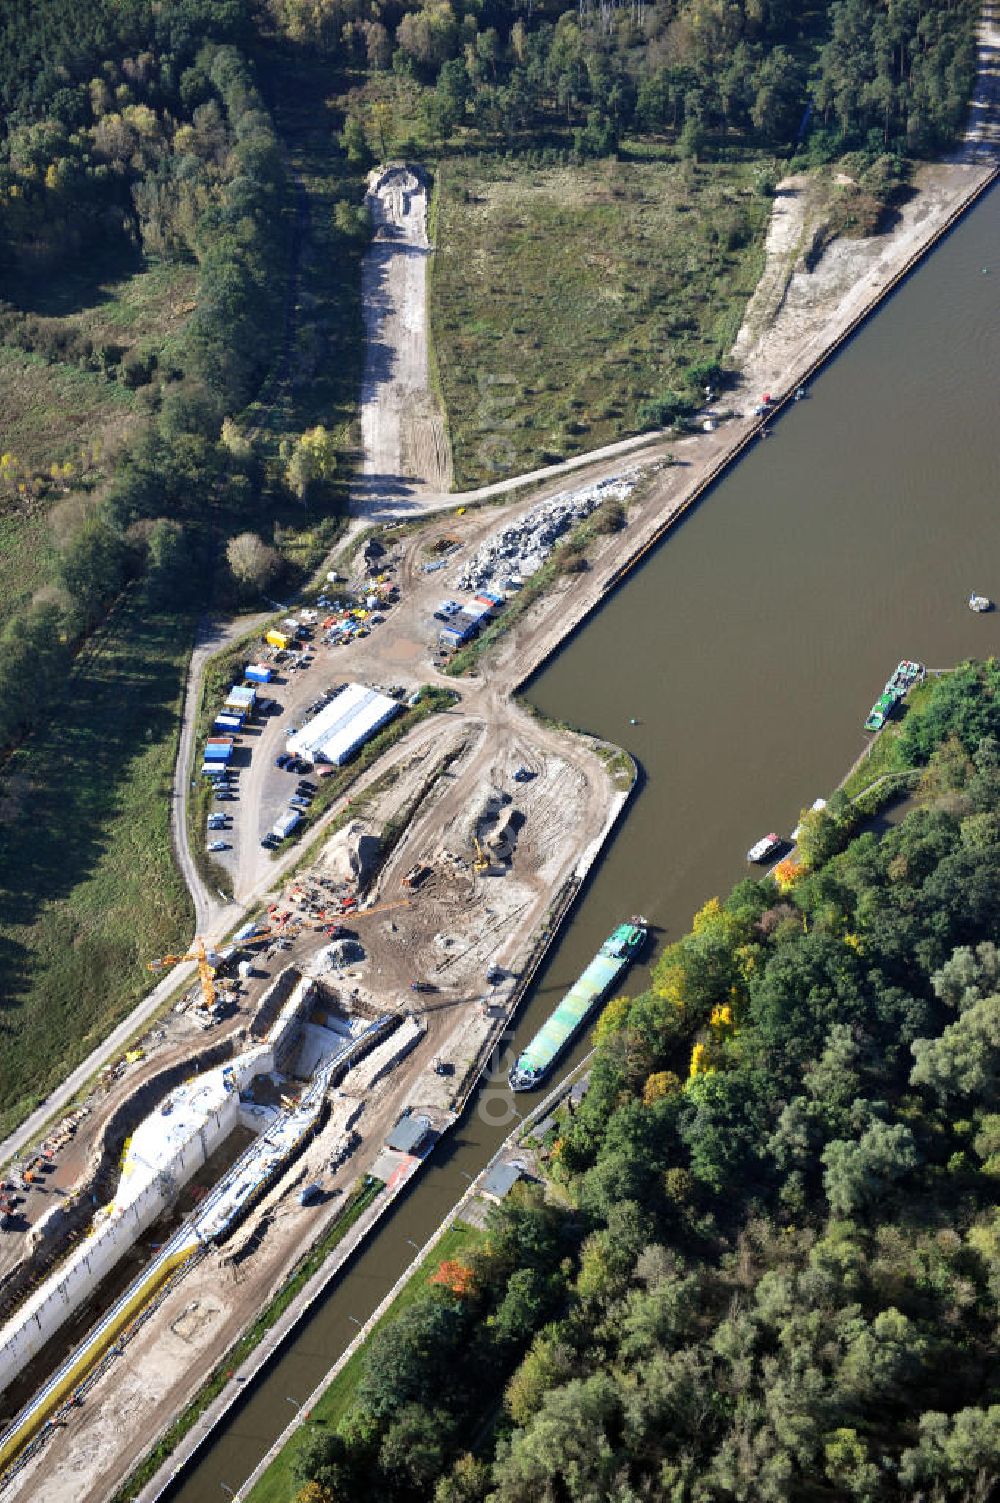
left=689, top=1041, right=713, bottom=1078
left=593, top=993, right=630, bottom=1044
left=642, top=1070, right=681, bottom=1105
left=282, top=426, right=337, bottom=502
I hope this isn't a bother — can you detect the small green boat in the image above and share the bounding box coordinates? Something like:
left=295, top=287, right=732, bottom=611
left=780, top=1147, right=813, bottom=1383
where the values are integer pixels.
left=864, top=660, right=924, bottom=732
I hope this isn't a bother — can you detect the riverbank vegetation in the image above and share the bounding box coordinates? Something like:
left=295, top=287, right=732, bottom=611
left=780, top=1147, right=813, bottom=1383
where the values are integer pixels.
left=283, top=661, right=1000, bottom=1501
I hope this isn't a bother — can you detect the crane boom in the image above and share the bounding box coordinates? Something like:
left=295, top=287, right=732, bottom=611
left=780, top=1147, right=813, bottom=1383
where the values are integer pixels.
left=245, top=899, right=412, bottom=946
left=147, top=937, right=216, bottom=1011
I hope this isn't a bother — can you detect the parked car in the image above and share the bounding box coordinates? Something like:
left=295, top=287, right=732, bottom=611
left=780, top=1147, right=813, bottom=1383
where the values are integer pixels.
left=208, top=840, right=230, bottom=852
left=275, top=754, right=290, bottom=768
left=297, top=780, right=317, bottom=794
left=214, top=791, right=237, bottom=801
left=260, top=836, right=277, bottom=849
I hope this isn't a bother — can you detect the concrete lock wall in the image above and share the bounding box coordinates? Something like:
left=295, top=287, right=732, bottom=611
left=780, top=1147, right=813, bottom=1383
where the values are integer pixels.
left=0, top=990, right=317, bottom=1407
left=269, top=977, right=317, bottom=1072
left=0, top=1085, right=240, bottom=1401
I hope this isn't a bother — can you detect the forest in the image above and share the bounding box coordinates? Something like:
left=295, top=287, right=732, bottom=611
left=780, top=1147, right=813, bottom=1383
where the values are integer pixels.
left=289, top=662, right=1000, bottom=1502
left=0, top=0, right=288, bottom=747
left=270, top=0, right=978, bottom=160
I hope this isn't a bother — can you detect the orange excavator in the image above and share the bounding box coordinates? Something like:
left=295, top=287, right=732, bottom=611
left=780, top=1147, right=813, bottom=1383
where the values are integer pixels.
left=249, top=898, right=412, bottom=946
left=147, top=937, right=217, bottom=1011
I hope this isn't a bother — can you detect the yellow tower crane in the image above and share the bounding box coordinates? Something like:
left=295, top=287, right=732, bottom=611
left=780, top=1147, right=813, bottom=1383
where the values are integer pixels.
left=147, top=937, right=217, bottom=1011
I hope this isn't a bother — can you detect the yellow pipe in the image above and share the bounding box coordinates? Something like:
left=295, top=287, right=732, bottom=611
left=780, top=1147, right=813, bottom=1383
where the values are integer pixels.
left=0, top=1241, right=197, bottom=1476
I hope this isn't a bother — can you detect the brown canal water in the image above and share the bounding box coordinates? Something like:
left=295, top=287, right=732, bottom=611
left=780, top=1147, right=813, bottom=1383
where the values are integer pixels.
left=168, top=185, right=1000, bottom=1501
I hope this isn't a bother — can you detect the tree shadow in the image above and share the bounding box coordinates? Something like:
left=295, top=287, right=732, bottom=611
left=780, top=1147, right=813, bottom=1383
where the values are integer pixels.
left=4, top=238, right=146, bottom=319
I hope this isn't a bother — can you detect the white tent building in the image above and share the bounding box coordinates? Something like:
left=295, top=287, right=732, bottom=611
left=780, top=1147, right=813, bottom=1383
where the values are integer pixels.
left=286, top=683, right=401, bottom=765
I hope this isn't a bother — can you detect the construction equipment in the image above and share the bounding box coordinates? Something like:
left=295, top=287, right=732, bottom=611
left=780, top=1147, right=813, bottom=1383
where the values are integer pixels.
left=147, top=938, right=217, bottom=1011
left=473, top=836, right=490, bottom=873
left=246, top=899, right=412, bottom=947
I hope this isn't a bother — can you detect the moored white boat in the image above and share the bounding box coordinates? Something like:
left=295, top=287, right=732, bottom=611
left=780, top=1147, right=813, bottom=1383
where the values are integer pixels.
left=747, top=833, right=782, bottom=863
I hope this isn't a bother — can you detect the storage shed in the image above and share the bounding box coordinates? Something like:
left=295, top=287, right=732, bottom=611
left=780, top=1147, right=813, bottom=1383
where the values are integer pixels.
left=386, top=1112, right=433, bottom=1155
left=286, top=682, right=400, bottom=766
left=482, top=1161, right=525, bottom=1203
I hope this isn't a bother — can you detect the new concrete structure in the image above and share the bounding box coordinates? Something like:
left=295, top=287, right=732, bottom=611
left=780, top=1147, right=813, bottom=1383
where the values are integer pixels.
left=0, top=976, right=319, bottom=1400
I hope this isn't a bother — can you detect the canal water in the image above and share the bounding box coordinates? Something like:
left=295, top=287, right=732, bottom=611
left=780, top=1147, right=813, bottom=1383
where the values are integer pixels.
left=170, top=182, right=1000, bottom=1500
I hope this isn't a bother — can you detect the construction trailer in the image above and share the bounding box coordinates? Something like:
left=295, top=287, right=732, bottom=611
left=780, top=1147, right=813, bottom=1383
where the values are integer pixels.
left=245, top=662, right=274, bottom=684
left=226, top=685, right=256, bottom=715
left=439, top=614, right=481, bottom=650
left=213, top=712, right=243, bottom=734
left=204, top=738, right=234, bottom=764
left=266, top=629, right=292, bottom=651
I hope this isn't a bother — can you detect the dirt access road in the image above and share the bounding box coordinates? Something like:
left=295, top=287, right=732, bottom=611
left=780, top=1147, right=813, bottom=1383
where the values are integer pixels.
left=358, top=165, right=452, bottom=503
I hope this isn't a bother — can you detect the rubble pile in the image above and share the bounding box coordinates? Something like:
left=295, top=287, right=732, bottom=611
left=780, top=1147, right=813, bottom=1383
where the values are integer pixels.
left=456, top=472, right=638, bottom=593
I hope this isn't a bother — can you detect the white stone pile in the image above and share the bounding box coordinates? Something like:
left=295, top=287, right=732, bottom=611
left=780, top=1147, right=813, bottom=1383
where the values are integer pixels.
left=456, top=472, right=638, bottom=594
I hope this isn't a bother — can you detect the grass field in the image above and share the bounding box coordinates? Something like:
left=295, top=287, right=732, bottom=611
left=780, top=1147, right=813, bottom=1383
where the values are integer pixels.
left=0, top=593, right=194, bottom=1137
left=0, top=504, right=60, bottom=623
left=430, top=154, right=770, bottom=486
left=0, top=346, right=140, bottom=474
left=0, top=257, right=198, bottom=627
left=248, top=1220, right=481, bottom=1503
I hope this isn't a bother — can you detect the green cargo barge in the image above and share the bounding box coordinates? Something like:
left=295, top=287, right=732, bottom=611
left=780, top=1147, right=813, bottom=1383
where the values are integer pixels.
left=508, top=918, right=648, bottom=1092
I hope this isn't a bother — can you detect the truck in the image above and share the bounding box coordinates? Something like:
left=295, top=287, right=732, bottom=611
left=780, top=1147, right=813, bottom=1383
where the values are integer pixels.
left=272, top=809, right=301, bottom=841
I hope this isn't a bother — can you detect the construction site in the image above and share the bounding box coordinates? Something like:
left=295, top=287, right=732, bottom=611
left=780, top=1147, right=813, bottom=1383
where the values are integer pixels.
left=0, top=520, right=634, bottom=1499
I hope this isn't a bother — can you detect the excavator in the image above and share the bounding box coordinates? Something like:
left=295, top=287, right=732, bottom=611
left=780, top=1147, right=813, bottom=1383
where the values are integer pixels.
left=245, top=897, right=412, bottom=947
left=473, top=835, right=490, bottom=873
left=147, top=937, right=217, bottom=1011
